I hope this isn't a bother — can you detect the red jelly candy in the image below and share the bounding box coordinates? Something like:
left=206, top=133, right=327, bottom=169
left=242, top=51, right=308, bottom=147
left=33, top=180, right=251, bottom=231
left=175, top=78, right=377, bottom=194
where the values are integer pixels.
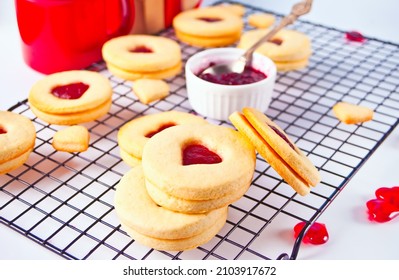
left=0, top=127, right=7, bottom=134
left=130, top=45, right=153, bottom=53
left=294, top=221, right=329, bottom=245
left=51, top=82, right=89, bottom=100
left=366, top=186, right=399, bottom=222
left=345, top=31, right=365, bottom=42
left=183, top=144, right=222, bottom=166
left=145, top=123, right=175, bottom=138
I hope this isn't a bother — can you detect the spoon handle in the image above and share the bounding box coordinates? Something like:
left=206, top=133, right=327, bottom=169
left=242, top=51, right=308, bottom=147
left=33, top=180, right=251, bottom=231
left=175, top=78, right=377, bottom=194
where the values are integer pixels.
left=243, top=0, right=313, bottom=65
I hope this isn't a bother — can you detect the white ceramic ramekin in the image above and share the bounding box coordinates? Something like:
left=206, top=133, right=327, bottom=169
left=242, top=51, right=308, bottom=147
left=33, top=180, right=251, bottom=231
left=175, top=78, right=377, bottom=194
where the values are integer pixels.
left=185, top=47, right=276, bottom=121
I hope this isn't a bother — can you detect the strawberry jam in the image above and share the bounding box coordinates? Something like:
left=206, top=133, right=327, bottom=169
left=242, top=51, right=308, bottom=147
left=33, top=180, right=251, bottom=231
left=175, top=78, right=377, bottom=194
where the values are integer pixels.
left=197, top=66, right=267, bottom=85
left=345, top=31, right=365, bottom=42
left=145, top=123, right=175, bottom=138
left=269, top=125, right=296, bottom=151
left=197, top=17, right=222, bottom=22
left=51, top=82, right=89, bottom=100
left=130, top=45, right=153, bottom=53
left=366, top=186, right=399, bottom=222
left=183, top=144, right=222, bottom=165
left=294, top=221, right=329, bottom=245
left=270, top=38, right=283, bottom=45
left=0, top=127, right=7, bottom=134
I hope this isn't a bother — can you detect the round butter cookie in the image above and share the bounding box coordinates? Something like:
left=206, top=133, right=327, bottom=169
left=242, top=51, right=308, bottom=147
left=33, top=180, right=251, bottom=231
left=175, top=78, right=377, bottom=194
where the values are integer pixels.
left=229, top=108, right=320, bottom=196
left=142, top=123, right=256, bottom=200
left=102, top=35, right=182, bottom=81
left=114, top=166, right=228, bottom=241
left=146, top=178, right=249, bottom=214
left=29, top=70, right=112, bottom=114
left=118, top=111, right=207, bottom=166
left=0, top=111, right=36, bottom=174
left=173, top=7, right=243, bottom=47
left=28, top=70, right=112, bottom=125
left=238, top=28, right=312, bottom=71
left=106, top=61, right=182, bottom=81
left=120, top=211, right=226, bottom=251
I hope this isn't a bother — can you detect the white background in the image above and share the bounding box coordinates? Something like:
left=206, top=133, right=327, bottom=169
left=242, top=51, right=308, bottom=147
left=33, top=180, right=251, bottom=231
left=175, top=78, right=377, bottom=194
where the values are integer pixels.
left=0, top=0, right=399, bottom=260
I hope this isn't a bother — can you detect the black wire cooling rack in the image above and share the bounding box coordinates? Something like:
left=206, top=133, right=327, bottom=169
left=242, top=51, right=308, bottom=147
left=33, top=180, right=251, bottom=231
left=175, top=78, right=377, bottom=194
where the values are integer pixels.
left=1, top=2, right=399, bottom=260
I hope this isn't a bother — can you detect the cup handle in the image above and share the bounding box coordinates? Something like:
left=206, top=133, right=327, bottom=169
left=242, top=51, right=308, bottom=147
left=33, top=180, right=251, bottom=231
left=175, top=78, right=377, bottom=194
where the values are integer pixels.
left=109, top=0, right=134, bottom=37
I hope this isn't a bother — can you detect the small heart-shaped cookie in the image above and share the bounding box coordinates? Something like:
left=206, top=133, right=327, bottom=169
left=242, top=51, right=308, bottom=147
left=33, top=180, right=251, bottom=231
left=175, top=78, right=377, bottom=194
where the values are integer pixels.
left=52, top=125, right=89, bottom=153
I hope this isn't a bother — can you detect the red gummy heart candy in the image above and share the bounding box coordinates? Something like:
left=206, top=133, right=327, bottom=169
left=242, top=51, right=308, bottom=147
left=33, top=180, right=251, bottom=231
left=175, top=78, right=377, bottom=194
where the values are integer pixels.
left=345, top=31, right=365, bottom=42
left=183, top=144, right=222, bottom=166
left=366, top=186, right=399, bottom=222
left=294, top=221, right=329, bottom=245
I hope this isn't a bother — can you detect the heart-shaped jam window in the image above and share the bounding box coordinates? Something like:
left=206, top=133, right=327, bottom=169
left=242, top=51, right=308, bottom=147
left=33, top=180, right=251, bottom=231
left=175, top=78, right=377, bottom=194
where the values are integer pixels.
left=182, top=144, right=222, bottom=166
left=294, top=221, right=329, bottom=245
left=270, top=38, right=283, bottom=45
left=51, top=82, right=89, bottom=100
left=197, top=17, right=222, bottom=23
left=145, top=123, right=175, bottom=138
left=130, top=45, right=153, bottom=53
left=366, top=186, right=399, bottom=222
left=0, top=127, right=7, bottom=134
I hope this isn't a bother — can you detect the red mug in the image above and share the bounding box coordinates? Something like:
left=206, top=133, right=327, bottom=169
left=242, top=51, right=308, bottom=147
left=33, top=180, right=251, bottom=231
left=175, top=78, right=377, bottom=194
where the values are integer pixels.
left=15, top=0, right=135, bottom=74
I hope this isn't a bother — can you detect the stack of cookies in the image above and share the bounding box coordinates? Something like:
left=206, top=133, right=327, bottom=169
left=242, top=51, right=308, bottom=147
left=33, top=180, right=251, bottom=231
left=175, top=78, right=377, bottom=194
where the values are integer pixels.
left=115, top=123, right=256, bottom=251
left=0, top=111, right=36, bottom=174
left=102, top=35, right=182, bottom=81
left=238, top=28, right=312, bottom=71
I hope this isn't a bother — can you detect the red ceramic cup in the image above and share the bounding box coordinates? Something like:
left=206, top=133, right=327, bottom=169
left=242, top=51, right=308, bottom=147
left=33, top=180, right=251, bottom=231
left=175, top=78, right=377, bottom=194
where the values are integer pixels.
left=15, top=0, right=135, bottom=74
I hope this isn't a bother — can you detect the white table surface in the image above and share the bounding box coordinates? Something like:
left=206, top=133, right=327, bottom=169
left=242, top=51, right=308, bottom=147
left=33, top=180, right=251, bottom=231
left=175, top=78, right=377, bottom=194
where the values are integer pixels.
left=0, top=0, right=398, bottom=260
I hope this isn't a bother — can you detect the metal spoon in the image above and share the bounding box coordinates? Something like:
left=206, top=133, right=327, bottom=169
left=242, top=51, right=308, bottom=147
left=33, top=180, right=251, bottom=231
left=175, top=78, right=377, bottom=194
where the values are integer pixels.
left=202, top=0, right=313, bottom=76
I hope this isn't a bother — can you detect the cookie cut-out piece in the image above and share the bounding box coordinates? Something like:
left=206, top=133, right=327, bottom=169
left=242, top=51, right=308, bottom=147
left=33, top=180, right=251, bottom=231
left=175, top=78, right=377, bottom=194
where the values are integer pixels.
left=248, top=13, right=276, bottom=29
left=52, top=125, right=90, bottom=153
left=132, top=78, right=170, bottom=104
left=333, top=102, right=374, bottom=124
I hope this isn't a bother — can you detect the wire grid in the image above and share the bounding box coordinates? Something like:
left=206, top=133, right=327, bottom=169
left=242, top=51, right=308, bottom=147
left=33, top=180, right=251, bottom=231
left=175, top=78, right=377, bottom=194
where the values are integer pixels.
left=1, top=2, right=399, bottom=260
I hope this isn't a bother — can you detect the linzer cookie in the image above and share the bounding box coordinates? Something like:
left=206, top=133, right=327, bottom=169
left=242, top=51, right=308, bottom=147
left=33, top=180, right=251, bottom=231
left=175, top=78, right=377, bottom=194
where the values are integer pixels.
left=102, top=35, right=182, bottom=81
left=333, top=102, right=374, bottom=124
left=0, top=111, right=36, bottom=175
left=229, top=108, right=320, bottom=196
left=141, top=123, right=256, bottom=211
left=28, top=70, right=112, bottom=125
left=114, top=166, right=228, bottom=251
left=173, top=6, right=243, bottom=48
left=117, top=111, right=208, bottom=167
left=238, top=28, right=312, bottom=71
